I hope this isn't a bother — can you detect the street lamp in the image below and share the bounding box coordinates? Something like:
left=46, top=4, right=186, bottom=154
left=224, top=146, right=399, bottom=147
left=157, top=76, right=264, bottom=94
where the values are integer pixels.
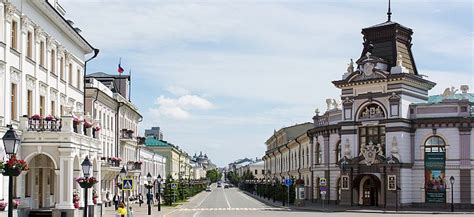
left=81, top=157, right=92, bottom=217
left=450, top=176, right=455, bottom=212
left=156, top=174, right=162, bottom=212
left=146, top=172, right=153, bottom=215
left=2, top=125, right=21, bottom=217
left=119, top=166, right=127, bottom=203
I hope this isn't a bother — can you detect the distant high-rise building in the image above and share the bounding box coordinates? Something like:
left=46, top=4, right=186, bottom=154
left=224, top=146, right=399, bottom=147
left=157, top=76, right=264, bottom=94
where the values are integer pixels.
left=145, top=126, right=164, bottom=140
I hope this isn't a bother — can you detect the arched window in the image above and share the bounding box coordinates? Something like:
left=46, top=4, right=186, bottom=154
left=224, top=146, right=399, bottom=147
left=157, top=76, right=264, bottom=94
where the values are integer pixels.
left=315, top=142, right=322, bottom=164
left=424, top=135, right=446, bottom=203
left=335, top=140, right=342, bottom=162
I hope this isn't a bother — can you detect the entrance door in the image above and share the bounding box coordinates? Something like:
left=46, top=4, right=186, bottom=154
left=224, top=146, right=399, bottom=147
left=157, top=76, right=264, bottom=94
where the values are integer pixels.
left=362, top=178, right=376, bottom=206
left=39, top=168, right=43, bottom=208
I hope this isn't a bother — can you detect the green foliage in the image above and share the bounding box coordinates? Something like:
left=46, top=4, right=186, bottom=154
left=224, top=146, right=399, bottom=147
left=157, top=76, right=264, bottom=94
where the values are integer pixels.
left=163, top=175, right=178, bottom=205
left=227, top=171, right=240, bottom=185
left=206, top=169, right=222, bottom=183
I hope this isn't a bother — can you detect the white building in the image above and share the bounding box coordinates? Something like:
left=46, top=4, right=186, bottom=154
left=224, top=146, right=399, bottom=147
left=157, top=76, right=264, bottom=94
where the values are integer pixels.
left=0, top=0, right=101, bottom=216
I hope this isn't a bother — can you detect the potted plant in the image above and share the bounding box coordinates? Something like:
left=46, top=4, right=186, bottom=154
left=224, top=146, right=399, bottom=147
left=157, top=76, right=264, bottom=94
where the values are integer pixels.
left=94, top=126, right=101, bottom=132
left=44, top=115, right=56, bottom=121
left=73, top=191, right=80, bottom=208
left=2, top=155, right=29, bottom=176
left=31, top=114, right=42, bottom=120
left=73, top=117, right=82, bottom=124
left=0, top=200, right=6, bottom=211
left=92, top=189, right=98, bottom=205
left=83, top=121, right=93, bottom=129
left=76, top=177, right=98, bottom=188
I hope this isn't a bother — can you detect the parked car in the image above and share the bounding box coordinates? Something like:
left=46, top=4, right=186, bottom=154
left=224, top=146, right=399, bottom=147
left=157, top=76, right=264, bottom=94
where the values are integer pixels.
left=224, top=184, right=229, bottom=189
left=217, top=183, right=222, bottom=188
left=206, top=186, right=212, bottom=192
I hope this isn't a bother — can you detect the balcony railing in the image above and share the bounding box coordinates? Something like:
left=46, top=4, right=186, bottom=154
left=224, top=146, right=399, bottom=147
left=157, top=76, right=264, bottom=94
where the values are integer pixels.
left=121, top=129, right=135, bottom=140
left=28, top=118, right=62, bottom=132
left=101, top=157, right=121, bottom=167
left=127, top=161, right=142, bottom=170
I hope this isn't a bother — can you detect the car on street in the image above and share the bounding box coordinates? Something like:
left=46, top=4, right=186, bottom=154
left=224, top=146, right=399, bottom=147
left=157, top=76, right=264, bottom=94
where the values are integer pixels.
left=217, top=183, right=222, bottom=188
left=224, top=184, right=229, bottom=189
left=206, top=186, right=212, bottom=192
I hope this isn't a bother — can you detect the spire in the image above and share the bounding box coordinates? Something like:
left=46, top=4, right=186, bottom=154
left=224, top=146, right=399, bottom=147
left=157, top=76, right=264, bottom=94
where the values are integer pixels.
left=387, top=0, right=392, bottom=21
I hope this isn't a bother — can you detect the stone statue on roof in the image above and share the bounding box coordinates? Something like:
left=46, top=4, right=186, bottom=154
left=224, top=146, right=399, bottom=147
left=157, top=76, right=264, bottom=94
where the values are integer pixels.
left=347, top=59, right=354, bottom=74
left=442, top=86, right=458, bottom=99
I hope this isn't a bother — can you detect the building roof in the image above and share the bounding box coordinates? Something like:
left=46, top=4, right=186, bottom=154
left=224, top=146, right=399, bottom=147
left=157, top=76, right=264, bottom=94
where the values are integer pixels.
left=145, top=137, right=172, bottom=147
left=427, top=93, right=474, bottom=104
left=87, top=72, right=130, bottom=79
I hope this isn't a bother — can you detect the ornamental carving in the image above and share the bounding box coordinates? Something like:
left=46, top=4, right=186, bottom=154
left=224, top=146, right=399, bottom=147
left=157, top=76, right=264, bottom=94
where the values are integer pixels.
left=34, top=26, right=44, bottom=42
left=359, top=141, right=383, bottom=166
left=39, top=83, right=48, bottom=96
left=10, top=70, right=20, bottom=83
left=21, top=15, right=31, bottom=30
left=5, top=2, right=16, bottom=21
left=359, top=103, right=385, bottom=120
left=26, top=77, right=36, bottom=90
left=50, top=89, right=58, bottom=99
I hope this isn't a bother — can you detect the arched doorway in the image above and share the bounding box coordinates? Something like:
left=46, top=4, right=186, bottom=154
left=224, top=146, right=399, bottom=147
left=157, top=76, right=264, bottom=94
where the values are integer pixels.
left=27, top=154, right=57, bottom=209
left=354, top=174, right=381, bottom=206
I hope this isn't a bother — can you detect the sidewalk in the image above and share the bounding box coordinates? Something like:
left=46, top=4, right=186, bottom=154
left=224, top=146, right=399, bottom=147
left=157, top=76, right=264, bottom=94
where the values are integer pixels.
left=243, top=191, right=474, bottom=215
left=103, top=202, right=176, bottom=217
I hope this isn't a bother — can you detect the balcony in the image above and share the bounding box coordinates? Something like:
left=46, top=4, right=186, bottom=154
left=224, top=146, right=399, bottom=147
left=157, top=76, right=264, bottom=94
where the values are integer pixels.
left=101, top=157, right=122, bottom=180
left=27, top=116, right=62, bottom=132
left=127, top=161, right=142, bottom=171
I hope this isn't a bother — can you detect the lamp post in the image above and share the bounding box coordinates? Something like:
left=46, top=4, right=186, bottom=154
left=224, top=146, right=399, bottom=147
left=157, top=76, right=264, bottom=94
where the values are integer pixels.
left=146, top=172, right=153, bottom=215
left=2, top=125, right=21, bottom=217
left=81, top=157, right=92, bottom=217
left=450, top=176, right=455, bottom=212
left=119, top=166, right=127, bottom=203
left=157, top=174, right=162, bottom=212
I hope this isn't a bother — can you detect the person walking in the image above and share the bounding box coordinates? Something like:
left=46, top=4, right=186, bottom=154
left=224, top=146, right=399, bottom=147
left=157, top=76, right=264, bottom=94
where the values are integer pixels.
left=138, top=193, right=143, bottom=207
left=117, top=202, right=127, bottom=217
left=113, top=193, right=120, bottom=210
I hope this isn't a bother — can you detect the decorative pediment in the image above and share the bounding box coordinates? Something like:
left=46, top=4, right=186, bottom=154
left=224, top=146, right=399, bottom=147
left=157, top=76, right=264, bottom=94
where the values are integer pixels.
left=359, top=103, right=385, bottom=120
left=359, top=141, right=384, bottom=166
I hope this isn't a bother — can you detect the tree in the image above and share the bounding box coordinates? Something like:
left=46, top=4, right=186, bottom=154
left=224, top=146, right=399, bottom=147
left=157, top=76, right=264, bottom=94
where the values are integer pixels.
left=163, top=175, right=178, bottom=205
left=206, top=169, right=222, bottom=183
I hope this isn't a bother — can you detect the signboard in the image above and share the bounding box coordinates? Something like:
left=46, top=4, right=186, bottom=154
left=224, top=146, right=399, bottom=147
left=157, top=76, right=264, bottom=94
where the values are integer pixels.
left=171, top=183, right=177, bottom=189
left=320, top=190, right=327, bottom=195
left=284, top=178, right=293, bottom=187
left=425, top=152, right=446, bottom=203
left=319, top=178, right=327, bottom=186
left=298, top=187, right=305, bottom=200
left=122, top=179, right=134, bottom=191
left=387, top=175, right=396, bottom=191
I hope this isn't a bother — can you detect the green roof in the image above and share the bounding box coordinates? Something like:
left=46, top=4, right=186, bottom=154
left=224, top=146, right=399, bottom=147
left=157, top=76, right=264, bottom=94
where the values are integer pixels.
left=145, top=137, right=172, bottom=147
left=427, top=93, right=474, bottom=104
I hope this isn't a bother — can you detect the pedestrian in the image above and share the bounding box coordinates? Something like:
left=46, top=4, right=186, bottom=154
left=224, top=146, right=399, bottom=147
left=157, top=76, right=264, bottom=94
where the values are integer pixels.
left=138, top=193, right=143, bottom=207
left=116, top=202, right=127, bottom=217
left=128, top=206, right=133, bottom=217
left=113, top=193, right=120, bottom=210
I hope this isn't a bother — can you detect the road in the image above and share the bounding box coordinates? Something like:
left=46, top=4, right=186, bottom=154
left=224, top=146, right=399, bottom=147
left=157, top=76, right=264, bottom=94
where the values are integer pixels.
left=164, top=184, right=463, bottom=217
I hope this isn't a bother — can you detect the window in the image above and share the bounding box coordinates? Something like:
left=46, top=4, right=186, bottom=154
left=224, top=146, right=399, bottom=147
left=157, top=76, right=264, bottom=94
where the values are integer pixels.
left=27, top=31, right=33, bottom=58
left=262, top=170, right=265, bottom=175
left=60, top=57, right=64, bottom=80
left=335, top=140, right=342, bottom=163
left=50, top=49, right=56, bottom=74
left=315, top=142, right=322, bottom=164
left=254, top=169, right=258, bottom=175
left=68, top=63, right=73, bottom=84
left=25, top=172, right=30, bottom=197
left=60, top=105, right=63, bottom=117
left=306, top=147, right=309, bottom=166
left=51, top=100, right=56, bottom=116
left=77, top=69, right=81, bottom=88
left=11, top=83, right=17, bottom=120
left=11, top=20, right=17, bottom=49
left=424, top=136, right=446, bottom=203
left=39, top=96, right=45, bottom=116
left=40, top=41, right=45, bottom=66
left=27, top=90, right=33, bottom=117
left=359, top=126, right=386, bottom=155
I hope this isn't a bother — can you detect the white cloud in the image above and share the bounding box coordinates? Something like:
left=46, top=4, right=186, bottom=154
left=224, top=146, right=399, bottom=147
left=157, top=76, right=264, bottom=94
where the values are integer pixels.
left=166, top=86, right=190, bottom=96
left=151, top=95, right=215, bottom=119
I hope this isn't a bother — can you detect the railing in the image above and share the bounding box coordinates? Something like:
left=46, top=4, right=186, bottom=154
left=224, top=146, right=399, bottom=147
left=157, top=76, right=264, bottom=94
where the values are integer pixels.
left=28, top=118, right=62, bottom=131
left=120, top=129, right=135, bottom=140
left=101, top=157, right=121, bottom=167
left=127, top=161, right=142, bottom=170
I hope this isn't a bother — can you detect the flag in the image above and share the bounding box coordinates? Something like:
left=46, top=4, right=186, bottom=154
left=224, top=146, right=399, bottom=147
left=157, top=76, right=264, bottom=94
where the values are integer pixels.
left=117, top=59, right=124, bottom=74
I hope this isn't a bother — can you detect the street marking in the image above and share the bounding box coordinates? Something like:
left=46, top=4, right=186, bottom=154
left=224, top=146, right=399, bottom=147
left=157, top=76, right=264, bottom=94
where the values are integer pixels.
left=192, top=211, right=200, bottom=217
left=178, top=207, right=288, bottom=212
left=223, top=188, right=231, bottom=208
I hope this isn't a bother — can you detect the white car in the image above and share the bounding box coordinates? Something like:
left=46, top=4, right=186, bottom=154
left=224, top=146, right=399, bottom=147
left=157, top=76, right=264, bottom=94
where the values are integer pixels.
left=206, top=186, right=212, bottom=192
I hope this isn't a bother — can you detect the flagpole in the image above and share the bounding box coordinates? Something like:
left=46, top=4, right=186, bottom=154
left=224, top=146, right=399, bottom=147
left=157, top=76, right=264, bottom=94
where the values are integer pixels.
left=129, top=69, right=132, bottom=102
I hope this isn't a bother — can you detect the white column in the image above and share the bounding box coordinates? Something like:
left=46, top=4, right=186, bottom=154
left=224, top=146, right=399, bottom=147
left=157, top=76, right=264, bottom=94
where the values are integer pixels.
left=57, top=148, right=75, bottom=209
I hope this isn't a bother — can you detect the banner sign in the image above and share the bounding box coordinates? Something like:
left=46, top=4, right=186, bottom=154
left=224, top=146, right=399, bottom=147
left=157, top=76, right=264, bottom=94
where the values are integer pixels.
left=424, top=152, right=446, bottom=203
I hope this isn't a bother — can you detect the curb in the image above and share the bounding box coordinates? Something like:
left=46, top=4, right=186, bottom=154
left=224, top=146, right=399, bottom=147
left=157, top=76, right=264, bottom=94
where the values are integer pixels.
left=243, top=191, right=473, bottom=214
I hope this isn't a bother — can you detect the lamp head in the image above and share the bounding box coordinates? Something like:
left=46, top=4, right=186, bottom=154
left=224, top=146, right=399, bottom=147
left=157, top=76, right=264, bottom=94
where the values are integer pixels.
left=450, top=176, right=455, bottom=184
left=2, top=125, right=21, bottom=155
left=81, top=156, right=92, bottom=178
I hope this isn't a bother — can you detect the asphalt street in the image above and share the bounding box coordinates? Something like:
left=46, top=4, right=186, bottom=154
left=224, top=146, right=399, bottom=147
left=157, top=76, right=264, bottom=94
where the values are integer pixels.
left=164, top=184, right=466, bottom=217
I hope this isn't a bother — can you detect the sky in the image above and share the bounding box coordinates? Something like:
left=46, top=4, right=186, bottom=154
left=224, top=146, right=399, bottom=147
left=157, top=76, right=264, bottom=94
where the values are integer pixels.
left=61, top=0, right=473, bottom=167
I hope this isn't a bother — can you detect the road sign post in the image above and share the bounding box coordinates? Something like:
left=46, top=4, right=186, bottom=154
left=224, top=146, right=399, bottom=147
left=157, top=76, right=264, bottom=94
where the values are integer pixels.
left=284, top=178, right=293, bottom=206
left=320, top=178, right=327, bottom=211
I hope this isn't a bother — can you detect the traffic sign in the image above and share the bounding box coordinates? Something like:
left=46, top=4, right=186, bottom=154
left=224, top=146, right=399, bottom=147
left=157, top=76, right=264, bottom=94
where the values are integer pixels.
left=319, top=186, right=327, bottom=192
left=284, top=178, right=293, bottom=187
left=171, top=183, right=177, bottom=189
left=321, top=190, right=327, bottom=195
left=122, top=179, right=134, bottom=190
left=320, top=178, right=327, bottom=186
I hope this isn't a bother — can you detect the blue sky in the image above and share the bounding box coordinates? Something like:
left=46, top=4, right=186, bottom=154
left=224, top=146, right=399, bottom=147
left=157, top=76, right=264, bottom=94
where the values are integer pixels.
left=62, top=0, right=473, bottom=167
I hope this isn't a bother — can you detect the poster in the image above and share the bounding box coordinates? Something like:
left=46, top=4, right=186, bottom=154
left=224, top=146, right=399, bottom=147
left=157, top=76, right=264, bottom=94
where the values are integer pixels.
left=424, top=152, right=446, bottom=203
